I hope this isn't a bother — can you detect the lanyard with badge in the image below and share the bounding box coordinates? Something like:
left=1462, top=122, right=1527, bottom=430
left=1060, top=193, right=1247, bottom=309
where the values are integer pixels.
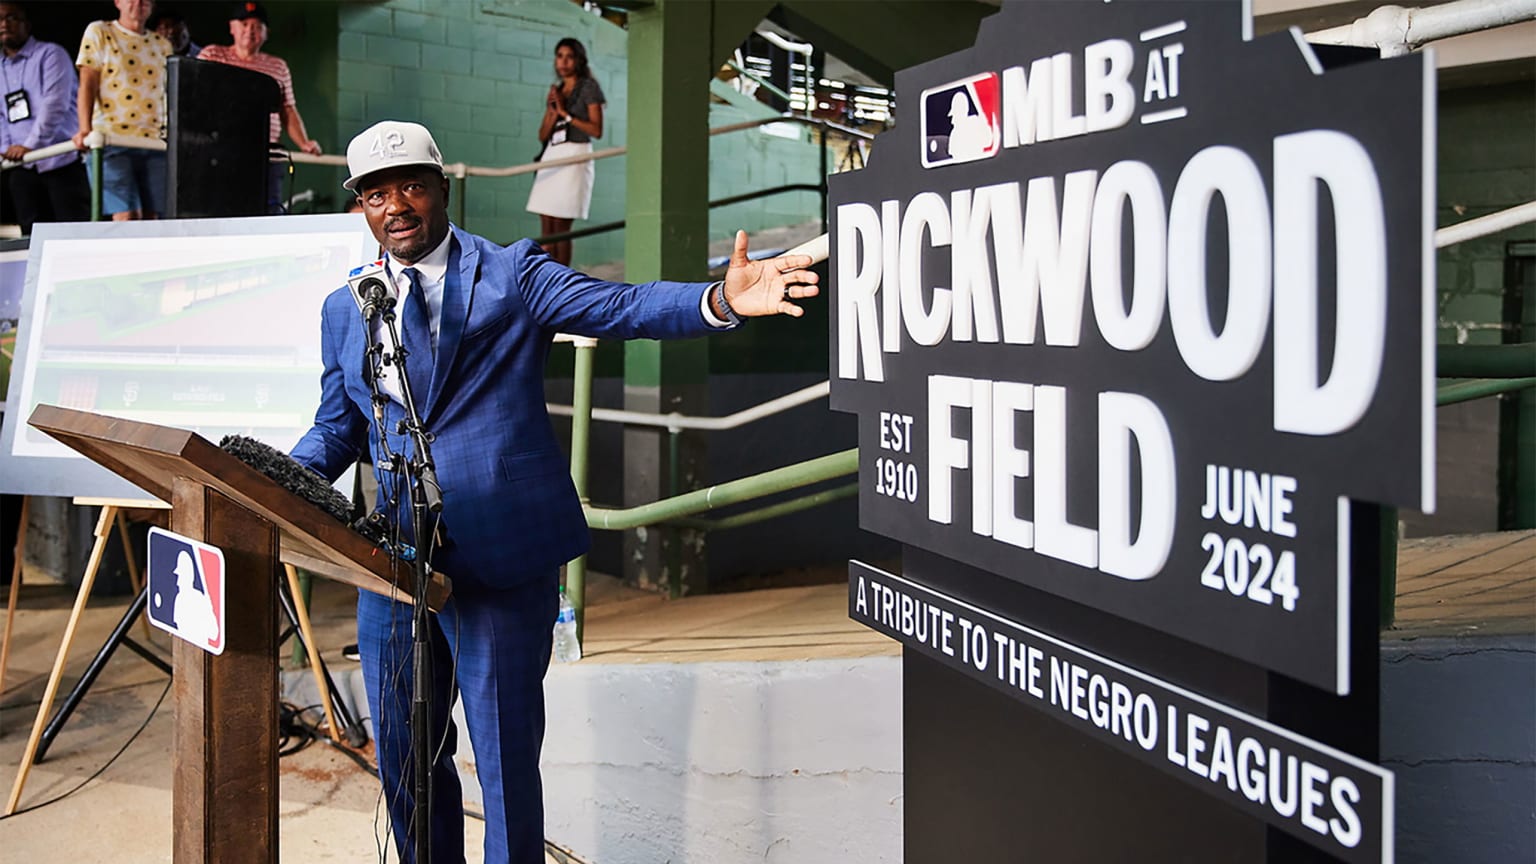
left=1, top=62, right=29, bottom=123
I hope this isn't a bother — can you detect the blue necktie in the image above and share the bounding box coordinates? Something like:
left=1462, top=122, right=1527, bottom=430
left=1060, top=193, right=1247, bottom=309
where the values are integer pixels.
left=400, top=267, right=433, bottom=404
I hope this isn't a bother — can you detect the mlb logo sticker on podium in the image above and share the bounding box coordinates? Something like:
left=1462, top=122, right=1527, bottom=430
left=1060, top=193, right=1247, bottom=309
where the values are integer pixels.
left=147, top=527, right=227, bottom=655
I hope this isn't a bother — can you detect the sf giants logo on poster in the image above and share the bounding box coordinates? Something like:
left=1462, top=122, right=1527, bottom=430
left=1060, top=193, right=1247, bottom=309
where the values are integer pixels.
left=921, top=73, right=1001, bottom=167
left=147, top=527, right=226, bottom=655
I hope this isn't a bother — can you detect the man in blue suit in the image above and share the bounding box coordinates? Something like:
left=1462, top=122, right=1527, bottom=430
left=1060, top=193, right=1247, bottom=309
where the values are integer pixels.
left=291, top=120, right=820, bottom=863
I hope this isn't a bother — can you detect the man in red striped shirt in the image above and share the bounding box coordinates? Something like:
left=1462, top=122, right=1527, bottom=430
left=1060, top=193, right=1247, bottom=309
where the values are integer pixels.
left=198, top=1, right=320, bottom=211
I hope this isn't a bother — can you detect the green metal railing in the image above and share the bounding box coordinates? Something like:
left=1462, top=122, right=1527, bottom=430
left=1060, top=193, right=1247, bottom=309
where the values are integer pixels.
left=583, top=450, right=857, bottom=531
left=1437, top=376, right=1536, bottom=405
left=1435, top=342, right=1536, bottom=408
left=1376, top=341, right=1536, bottom=627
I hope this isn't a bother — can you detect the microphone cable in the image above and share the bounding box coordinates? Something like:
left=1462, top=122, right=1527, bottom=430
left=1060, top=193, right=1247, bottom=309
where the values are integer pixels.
left=0, top=679, right=172, bottom=822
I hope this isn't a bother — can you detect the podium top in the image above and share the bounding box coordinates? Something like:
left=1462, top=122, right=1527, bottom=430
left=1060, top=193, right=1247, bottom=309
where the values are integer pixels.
left=29, top=404, right=449, bottom=610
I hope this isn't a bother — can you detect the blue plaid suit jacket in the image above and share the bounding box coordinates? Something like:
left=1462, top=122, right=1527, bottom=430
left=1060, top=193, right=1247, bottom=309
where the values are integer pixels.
left=292, top=225, right=723, bottom=589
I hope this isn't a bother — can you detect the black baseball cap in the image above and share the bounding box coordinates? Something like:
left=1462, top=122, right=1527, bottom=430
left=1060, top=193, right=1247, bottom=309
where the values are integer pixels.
left=230, top=1, right=268, bottom=23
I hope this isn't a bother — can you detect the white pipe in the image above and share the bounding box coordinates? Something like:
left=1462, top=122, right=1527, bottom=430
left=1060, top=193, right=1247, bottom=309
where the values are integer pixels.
left=550, top=233, right=826, bottom=362
left=98, top=131, right=166, bottom=152
left=0, top=139, right=79, bottom=170
left=1308, top=0, right=1536, bottom=56
left=758, top=30, right=813, bottom=56
left=547, top=380, right=830, bottom=432
left=0, top=130, right=168, bottom=170
left=553, top=333, right=598, bottom=348
left=787, top=233, right=829, bottom=265
left=1435, top=200, right=1536, bottom=247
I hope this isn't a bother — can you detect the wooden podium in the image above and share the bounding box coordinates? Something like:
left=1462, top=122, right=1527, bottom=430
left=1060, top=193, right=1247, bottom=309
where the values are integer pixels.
left=26, top=405, right=449, bottom=863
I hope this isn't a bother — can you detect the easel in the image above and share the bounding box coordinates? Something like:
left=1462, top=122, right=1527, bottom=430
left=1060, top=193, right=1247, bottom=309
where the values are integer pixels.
left=4, top=495, right=361, bottom=813
left=0, top=496, right=29, bottom=698
left=1, top=499, right=151, bottom=699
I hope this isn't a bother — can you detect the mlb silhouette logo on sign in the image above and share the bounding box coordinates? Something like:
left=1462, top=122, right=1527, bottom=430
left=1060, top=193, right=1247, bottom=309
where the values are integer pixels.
left=921, top=72, right=1001, bottom=168
left=147, top=527, right=226, bottom=655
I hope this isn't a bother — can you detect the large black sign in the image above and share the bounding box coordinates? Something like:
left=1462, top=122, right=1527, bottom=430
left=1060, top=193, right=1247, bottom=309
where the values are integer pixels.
left=849, top=560, right=1395, bottom=864
left=828, top=0, right=1433, bottom=694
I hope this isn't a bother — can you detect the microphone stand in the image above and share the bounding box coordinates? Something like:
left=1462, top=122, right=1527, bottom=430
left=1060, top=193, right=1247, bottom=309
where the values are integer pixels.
left=359, top=280, right=442, bottom=864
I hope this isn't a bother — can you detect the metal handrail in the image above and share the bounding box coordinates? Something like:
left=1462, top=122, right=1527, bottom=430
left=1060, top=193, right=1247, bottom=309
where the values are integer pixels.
left=547, top=233, right=829, bottom=433
left=1437, top=377, right=1536, bottom=404
left=1436, top=201, right=1536, bottom=247
left=1437, top=342, right=1536, bottom=378
left=534, top=182, right=824, bottom=246
left=582, top=449, right=857, bottom=531
left=1, top=116, right=870, bottom=231
left=548, top=380, right=829, bottom=432
left=462, top=115, right=871, bottom=180
left=668, top=482, right=858, bottom=531
left=0, top=130, right=167, bottom=172
left=0, top=139, right=86, bottom=170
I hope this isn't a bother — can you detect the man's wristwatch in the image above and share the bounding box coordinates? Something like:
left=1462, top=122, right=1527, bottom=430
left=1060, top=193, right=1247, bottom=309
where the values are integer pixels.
left=710, top=280, right=741, bottom=326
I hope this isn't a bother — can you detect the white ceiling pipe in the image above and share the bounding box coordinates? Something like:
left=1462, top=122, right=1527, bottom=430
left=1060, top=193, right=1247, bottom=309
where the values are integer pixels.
left=1308, top=0, right=1536, bottom=56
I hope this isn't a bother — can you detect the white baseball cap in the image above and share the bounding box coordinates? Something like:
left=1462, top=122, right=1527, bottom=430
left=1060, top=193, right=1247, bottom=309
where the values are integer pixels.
left=343, top=120, right=445, bottom=191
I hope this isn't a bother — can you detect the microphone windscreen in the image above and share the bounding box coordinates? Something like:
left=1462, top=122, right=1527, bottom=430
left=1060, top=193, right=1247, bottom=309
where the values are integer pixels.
left=219, top=434, right=353, bottom=524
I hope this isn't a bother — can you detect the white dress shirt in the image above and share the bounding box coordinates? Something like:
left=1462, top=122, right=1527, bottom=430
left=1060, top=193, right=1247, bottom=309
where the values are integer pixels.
left=373, top=232, right=451, bottom=405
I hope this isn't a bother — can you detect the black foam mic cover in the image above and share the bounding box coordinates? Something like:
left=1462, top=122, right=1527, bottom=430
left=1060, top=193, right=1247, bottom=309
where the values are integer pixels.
left=219, top=435, right=353, bottom=524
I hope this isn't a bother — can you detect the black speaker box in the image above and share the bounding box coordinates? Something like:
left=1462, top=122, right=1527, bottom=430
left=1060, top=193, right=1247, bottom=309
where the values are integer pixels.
left=166, top=56, right=280, bottom=219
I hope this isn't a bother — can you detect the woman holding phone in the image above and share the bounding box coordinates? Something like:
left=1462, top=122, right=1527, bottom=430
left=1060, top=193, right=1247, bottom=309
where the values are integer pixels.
left=526, top=37, right=605, bottom=265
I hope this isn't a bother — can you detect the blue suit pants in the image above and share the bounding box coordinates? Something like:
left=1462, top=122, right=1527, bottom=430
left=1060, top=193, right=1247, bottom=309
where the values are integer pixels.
left=357, top=573, right=558, bottom=864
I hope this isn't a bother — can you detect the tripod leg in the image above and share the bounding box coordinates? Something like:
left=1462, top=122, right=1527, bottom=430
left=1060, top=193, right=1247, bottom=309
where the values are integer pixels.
left=0, top=496, right=28, bottom=697
left=282, top=565, right=343, bottom=743
left=114, top=510, right=153, bottom=646
left=36, top=586, right=163, bottom=763
left=5, top=505, right=115, bottom=815
left=276, top=575, right=365, bottom=747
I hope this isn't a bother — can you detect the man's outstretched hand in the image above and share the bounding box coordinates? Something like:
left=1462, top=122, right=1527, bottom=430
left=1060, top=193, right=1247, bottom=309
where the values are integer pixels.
left=721, top=230, right=821, bottom=318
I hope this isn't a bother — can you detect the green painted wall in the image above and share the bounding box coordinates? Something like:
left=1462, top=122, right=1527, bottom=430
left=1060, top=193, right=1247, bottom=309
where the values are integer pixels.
left=1423, top=79, right=1536, bottom=535
left=267, top=3, right=341, bottom=211
left=321, top=0, right=822, bottom=269
left=1436, top=81, right=1536, bottom=346
left=704, top=79, right=822, bottom=242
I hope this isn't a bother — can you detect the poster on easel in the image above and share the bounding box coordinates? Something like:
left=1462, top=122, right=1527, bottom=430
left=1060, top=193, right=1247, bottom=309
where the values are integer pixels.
left=0, top=215, right=373, bottom=500
left=0, top=241, right=28, bottom=415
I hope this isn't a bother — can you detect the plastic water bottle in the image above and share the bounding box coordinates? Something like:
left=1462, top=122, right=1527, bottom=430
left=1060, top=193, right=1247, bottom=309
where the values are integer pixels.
left=553, top=586, right=581, bottom=663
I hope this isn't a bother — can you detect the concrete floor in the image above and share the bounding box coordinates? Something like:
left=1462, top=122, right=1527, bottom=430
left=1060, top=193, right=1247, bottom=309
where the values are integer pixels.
left=0, top=566, right=875, bottom=863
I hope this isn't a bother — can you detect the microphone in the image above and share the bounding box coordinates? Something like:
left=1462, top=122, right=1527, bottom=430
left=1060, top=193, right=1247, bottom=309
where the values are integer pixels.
left=346, top=258, right=393, bottom=317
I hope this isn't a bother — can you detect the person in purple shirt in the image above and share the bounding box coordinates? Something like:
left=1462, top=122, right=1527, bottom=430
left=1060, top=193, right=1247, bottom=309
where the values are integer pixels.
left=0, top=1, right=89, bottom=234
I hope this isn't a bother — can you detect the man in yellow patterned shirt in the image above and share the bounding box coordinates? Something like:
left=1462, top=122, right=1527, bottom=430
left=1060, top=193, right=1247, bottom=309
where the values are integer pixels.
left=72, top=0, right=170, bottom=220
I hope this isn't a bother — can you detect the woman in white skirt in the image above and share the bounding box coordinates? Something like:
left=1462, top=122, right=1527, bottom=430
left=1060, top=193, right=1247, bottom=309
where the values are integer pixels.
left=527, top=37, right=605, bottom=265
